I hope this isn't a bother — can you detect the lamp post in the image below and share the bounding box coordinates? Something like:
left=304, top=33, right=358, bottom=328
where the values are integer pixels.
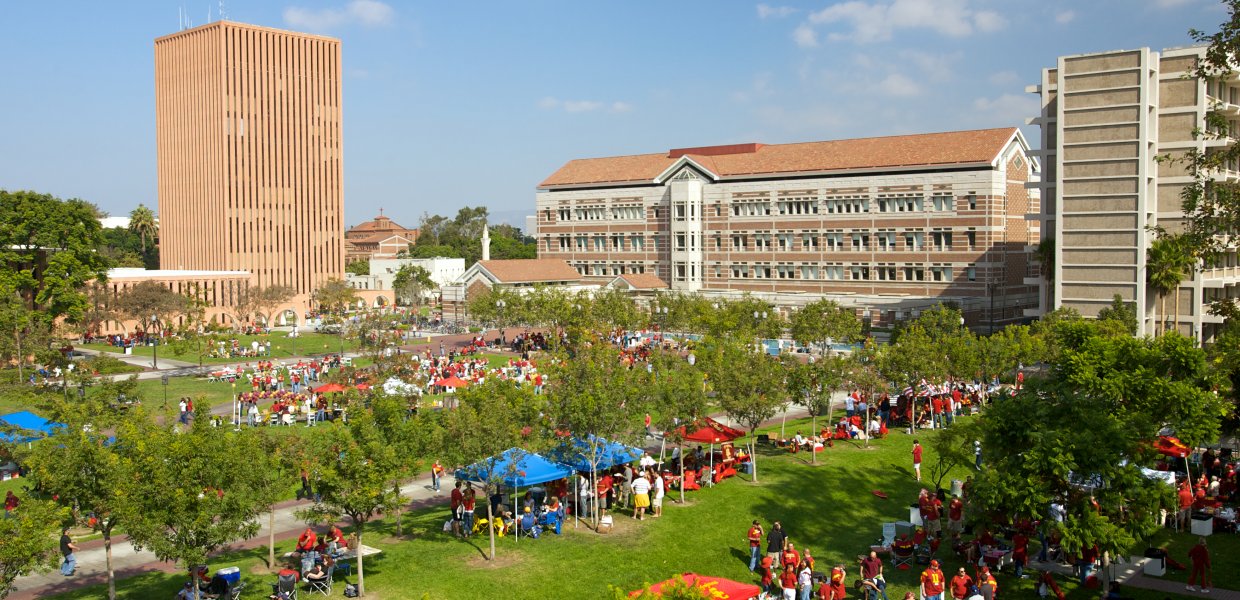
left=150, top=314, right=159, bottom=369
left=753, top=310, right=768, bottom=354
left=496, top=299, right=506, bottom=345
left=232, top=380, right=238, bottom=427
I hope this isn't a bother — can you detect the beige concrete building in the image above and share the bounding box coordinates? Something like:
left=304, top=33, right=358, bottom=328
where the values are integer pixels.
left=154, top=21, right=344, bottom=319
left=1029, top=45, right=1240, bottom=341
left=535, top=128, right=1040, bottom=329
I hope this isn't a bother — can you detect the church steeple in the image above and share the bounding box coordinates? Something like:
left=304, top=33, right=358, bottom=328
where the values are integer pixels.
left=481, top=224, right=491, bottom=261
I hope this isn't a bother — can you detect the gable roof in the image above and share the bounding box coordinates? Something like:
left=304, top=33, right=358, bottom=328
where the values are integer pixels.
left=608, top=273, right=669, bottom=290
left=539, top=127, right=1022, bottom=189
left=472, top=259, right=583, bottom=284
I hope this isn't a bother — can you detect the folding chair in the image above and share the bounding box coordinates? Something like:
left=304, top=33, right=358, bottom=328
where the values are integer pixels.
left=306, top=571, right=333, bottom=596
left=271, top=571, right=299, bottom=600
left=892, top=540, right=915, bottom=568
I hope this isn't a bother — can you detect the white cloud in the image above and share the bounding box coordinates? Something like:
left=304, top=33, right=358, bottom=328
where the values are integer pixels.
left=732, top=73, right=777, bottom=103
left=793, top=24, right=820, bottom=47
left=283, top=0, right=394, bottom=31
left=757, top=4, right=798, bottom=19
left=1055, top=9, right=1076, bottom=23
left=877, top=73, right=922, bottom=97
left=1153, top=0, right=1193, bottom=7
left=802, top=0, right=1007, bottom=44
left=900, top=50, right=960, bottom=83
left=988, top=70, right=1018, bottom=85
left=538, top=97, right=632, bottom=114
left=971, top=93, right=1041, bottom=126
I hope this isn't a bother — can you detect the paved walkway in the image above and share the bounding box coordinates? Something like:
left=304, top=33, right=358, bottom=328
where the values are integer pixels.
left=7, top=472, right=458, bottom=600
left=1034, top=555, right=1240, bottom=600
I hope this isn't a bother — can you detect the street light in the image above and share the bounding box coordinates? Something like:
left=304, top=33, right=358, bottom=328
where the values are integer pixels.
left=496, top=299, right=507, bottom=346
left=753, top=310, right=768, bottom=354
left=150, top=314, right=159, bottom=370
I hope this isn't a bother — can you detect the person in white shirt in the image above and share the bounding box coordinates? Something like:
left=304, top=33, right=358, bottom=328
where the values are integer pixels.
left=651, top=469, right=665, bottom=517
left=630, top=472, right=651, bottom=521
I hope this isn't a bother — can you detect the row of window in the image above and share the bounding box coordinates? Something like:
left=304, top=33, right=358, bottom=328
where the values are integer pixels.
left=720, top=263, right=971, bottom=282
left=571, top=264, right=649, bottom=277
left=546, top=193, right=981, bottom=221
left=547, top=229, right=979, bottom=253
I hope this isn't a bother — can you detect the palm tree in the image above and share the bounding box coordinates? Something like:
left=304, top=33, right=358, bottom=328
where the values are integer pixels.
left=129, top=204, right=158, bottom=255
left=1147, top=235, right=1194, bottom=336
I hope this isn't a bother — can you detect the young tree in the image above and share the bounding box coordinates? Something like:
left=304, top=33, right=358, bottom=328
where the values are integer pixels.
left=784, top=355, right=845, bottom=463
left=117, top=404, right=276, bottom=598
left=702, top=338, right=786, bottom=483
left=0, top=495, right=69, bottom=599
left=545, top=344, right=650, bottom=528
left=25, top=399, right=135, bottom=600
left=649, top=350, right=709, bottom=503
left=1096, top=294, right=1138, bottom=336
left=345, top=260, right=369, bottom=276
left=370, top=393, right=440, bottom=536
left=789, top=299, right=861, bottom=354
left=251, top=285, right=296, bottom=330
left=392, top=264, right=434, bottom=307
left=441, top=378, right=547, bottom=559
left=113, top=280, right=191, bottom=367
left=298, top=410, right=402, bottom=598
left=312, top=278, right=360, bottom=353
left=0, top=287, right=57, bottom=383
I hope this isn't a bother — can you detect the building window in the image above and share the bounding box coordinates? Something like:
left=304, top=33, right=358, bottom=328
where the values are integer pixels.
left=903, top=231, right=924, bottom=251
left=731, top=265, right=745, bottom=278
left=849, top=265, right=870, bottom=281
left=824, top=265, right=844, bottom=280
left=967, top=267, right=976, bottom=281
left=931, top=195, right=953, bottom=212
left=575, top=236, right=588, bottom=251
left=559, top=237, right=571, bottom=250
left=675, top=263, right=687, bottom=281
left=611, top=206, right=643, bottom=220
left=558, top=208, right=571, bottom=221
left=593, top=236, right=606, bottom=251
left=931, top=265, right=953, bottom=282
left=631, top=235, right=644, bottom=251
left=824, top=232, right=844, bottom=251
left=904, top=266, right=925, bottom=281
left=825, top=197, right=869, bottom=214
left=777, top=199, right=818, bottom=215
left=777, top=233, right=795, bottom=251
left=931, top=230, right=952, bottom=252
left=802, top=233, right=819, bottom=250
left=674, top=203, right=686, bottom=220
left=731, top=201, right=771, bottom=217
left=754, top=234, right=772, bottom=251
left=800, top=265, right=819, bottom=280
left=876, top=231, right=896, bottom=252
left=675, top=234, right=686, bottom=251
left=755, top=265, right=772, bottom=279
left=777, top=265, right=796, bottom=279
left=967, top=229, right=976, bottom=249
left=851, top=231, right=870, bottom=251
left=877, top=265, right=897, bottom=281
left=732, top=234, right=747, bottom=251
left=967, top=193, right=977, bottom=210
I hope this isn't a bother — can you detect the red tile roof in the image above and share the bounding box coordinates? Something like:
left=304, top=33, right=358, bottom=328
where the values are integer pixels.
left=539, top=128, right=1019, bottom=188
left=477, top=259, right=583, bottom=284
left=615, top=273, right=669, bottom=290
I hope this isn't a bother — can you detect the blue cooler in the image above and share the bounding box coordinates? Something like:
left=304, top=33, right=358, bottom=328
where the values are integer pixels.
left=216, top=566, right=241, bottom=587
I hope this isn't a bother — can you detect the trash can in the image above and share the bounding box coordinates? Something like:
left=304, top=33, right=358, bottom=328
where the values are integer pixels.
left=1191, top=512, right=1214, bottom=536
left=1143, top=548, right=1167, bottom=577
left=950, top=479, right=963, bottom=497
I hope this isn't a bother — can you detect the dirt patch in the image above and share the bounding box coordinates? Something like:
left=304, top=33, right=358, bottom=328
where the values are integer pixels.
left=464, top=546, right=527, bottom=569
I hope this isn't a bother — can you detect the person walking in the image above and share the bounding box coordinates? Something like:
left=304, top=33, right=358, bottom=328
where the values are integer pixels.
left=767, top=521, right=788, bottom=563
left=912, top=440, right=923, bottom=482
left=431, top=460, right=444, bottom=493
left=1187, top=537, right=1211, bottom=593
left=747, top=520, right=765, bottom=572
left=59, top=528, right=78, bottom=576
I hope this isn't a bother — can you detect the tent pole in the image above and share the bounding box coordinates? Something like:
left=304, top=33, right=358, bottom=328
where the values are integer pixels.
left=710, top=443, right=714, bottom=488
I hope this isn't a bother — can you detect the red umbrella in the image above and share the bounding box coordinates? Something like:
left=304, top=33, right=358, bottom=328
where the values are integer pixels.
left=313, top=383, right=345, bottom=393
left=434, top=375, right=470, bottom=388
left=674, top=416, right=745, bottom=443
left=1154, top=435, right=1189, bottom=458
left=355, top=383, right=371, bottom=390
left=630, top=573, right=761, bottom=599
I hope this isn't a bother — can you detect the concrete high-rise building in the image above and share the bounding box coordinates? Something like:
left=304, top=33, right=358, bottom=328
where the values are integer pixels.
left=1030, top=45, right=1240, bottom=341
left=155, top=21, right=343, bottom=303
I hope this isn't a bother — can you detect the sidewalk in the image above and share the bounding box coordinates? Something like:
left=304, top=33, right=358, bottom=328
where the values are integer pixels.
left=7, top=473, right=456, bottom=600
left=1035, top=556, right=1240, bottom=600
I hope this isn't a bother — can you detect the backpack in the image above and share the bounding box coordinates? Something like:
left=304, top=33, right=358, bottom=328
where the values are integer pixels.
left=344, top=583, right=359, bottom=598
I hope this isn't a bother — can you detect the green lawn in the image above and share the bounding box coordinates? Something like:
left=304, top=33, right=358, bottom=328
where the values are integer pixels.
left=36, top=415, right=1220, bottom=600
left=81, top=332, right=360, bottom=365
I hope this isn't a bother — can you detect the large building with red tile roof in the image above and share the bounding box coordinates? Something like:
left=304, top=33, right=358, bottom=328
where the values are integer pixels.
left=345, top=211, right=420, bottom=262
left=534, top=127, right=1041, bottom=329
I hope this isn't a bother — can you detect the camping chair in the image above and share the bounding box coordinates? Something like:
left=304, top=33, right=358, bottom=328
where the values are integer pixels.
left=681, top=471, right=700, bottom=491
left=517, top=514, right=541, bottom=539
left=306, top=570, right=333, bottom=596
left=271, top=571, right=298, bottom=600
left=892, top=539, right=915, bottom=568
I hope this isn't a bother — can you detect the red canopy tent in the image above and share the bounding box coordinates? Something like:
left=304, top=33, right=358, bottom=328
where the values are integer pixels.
left=1154, top=435, right=1193, bottom=493
left=355, top=383, right=371, bottom=391
left=312, top=383, right=345, bottom=393
left=670, top=417, right=746, bottom=488
left=675, top=416, right=744, bottom=443
left=630, top=573, right=761, bottom=599
left=434, top=375, right=470, bottom=389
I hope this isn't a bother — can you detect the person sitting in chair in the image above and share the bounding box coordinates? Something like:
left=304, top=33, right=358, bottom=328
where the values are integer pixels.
left=305, top=563, right=329, bottom=585
left=518, top=506, right=540, bottom=537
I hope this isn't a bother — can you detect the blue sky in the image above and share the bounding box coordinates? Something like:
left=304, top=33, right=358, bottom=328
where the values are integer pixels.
left=0, top=0, right=1226, bottom=230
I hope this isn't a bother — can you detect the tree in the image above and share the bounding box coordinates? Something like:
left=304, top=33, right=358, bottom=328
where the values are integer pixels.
left=1147, top=234, right=1194, bottom=336
left=785, top=354, right=845, bottom=463
left=251, top=285, right=296, bottom=329
left=978, top=325, right=1046, bottom=385
left=1096, top=294, right=1138, bottom=336
left=113, top=281, right=189, bottom=337
left=370, top=393, right=439, bottom=537
left=117, top=404, right=276, bottom=595
left=128, top=204, right=158, bottom=256
left=0, top=495, right=69, bottom=599
left=971, top=333, right=1228, bottom=574
left=299, top=411, right=401, bottom=598
left=392, top=264, right=434, bottom=307
left=0, top=190, right=111, bottom=325
left=789, top=299, right=861, bottom=353
left=312, top=278, right=359, bottom=353
left=25, top=399, right=134, bottom=600
left=878, top=324, right=942, bottom=431
left=442, top=378, right=547, bottom=559
left=924, top=418, right=980, bottom=492
left=702, top=338, right=786, bottom=483
left=649, top=350, right=709, bottom=503
left=846, top=355, right=890, bottom=448
left=345, top=260, right=369, bottom=276
left=545, top=344, right=650, bottom=528
left=0, top=286, right=57, bottom=383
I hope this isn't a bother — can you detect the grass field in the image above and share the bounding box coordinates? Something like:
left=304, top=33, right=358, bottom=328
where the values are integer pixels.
left=81, top=332, right=360, bottom=365
left=34, top=414, right=1228, bottom=600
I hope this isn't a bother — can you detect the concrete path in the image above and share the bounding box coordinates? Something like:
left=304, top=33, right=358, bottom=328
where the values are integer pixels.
left=1034, top=555, right=1240, bottom=600
left=7, top=472, right=458, bottom=600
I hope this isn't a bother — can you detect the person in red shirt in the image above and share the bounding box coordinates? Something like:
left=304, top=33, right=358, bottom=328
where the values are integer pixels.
left=1187, top=537, right=1211, bottom=592
left=450, top=481, right=465, bottom=538
left=781, top=564, right=799, bottom=599
left=1178, top=483, right=1195, bottom=529
left=948, top=495, right=965, bottom=536
left=827, top=563, right=847, bottom=600
left=925, top=495, right=943, bottom=536
left=931, top=396, right=945, bottom=429
left=921, top=559, right=945, bottom=600
left=760, top=555, right=776, bottom=592
left=296, top=527, right=316, bottom=553
left=912, top=440, right=923, bottom=482
left=747, top=520, right=764, bottom=572
left=977, top=567, right=998, bottom=600
left=1012, top=531, right=1029, bottom=578
left=781, top=542, right=801, bottom=570
left=949, top=567, right=973, bottom=600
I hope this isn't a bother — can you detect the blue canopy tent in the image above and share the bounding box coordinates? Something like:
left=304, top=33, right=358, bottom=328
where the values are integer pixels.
left=547, top=435, right=642, bottom=472
left=0, top=411, right=62, bottom=444
left=455, top=449, right=571, bottom=543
